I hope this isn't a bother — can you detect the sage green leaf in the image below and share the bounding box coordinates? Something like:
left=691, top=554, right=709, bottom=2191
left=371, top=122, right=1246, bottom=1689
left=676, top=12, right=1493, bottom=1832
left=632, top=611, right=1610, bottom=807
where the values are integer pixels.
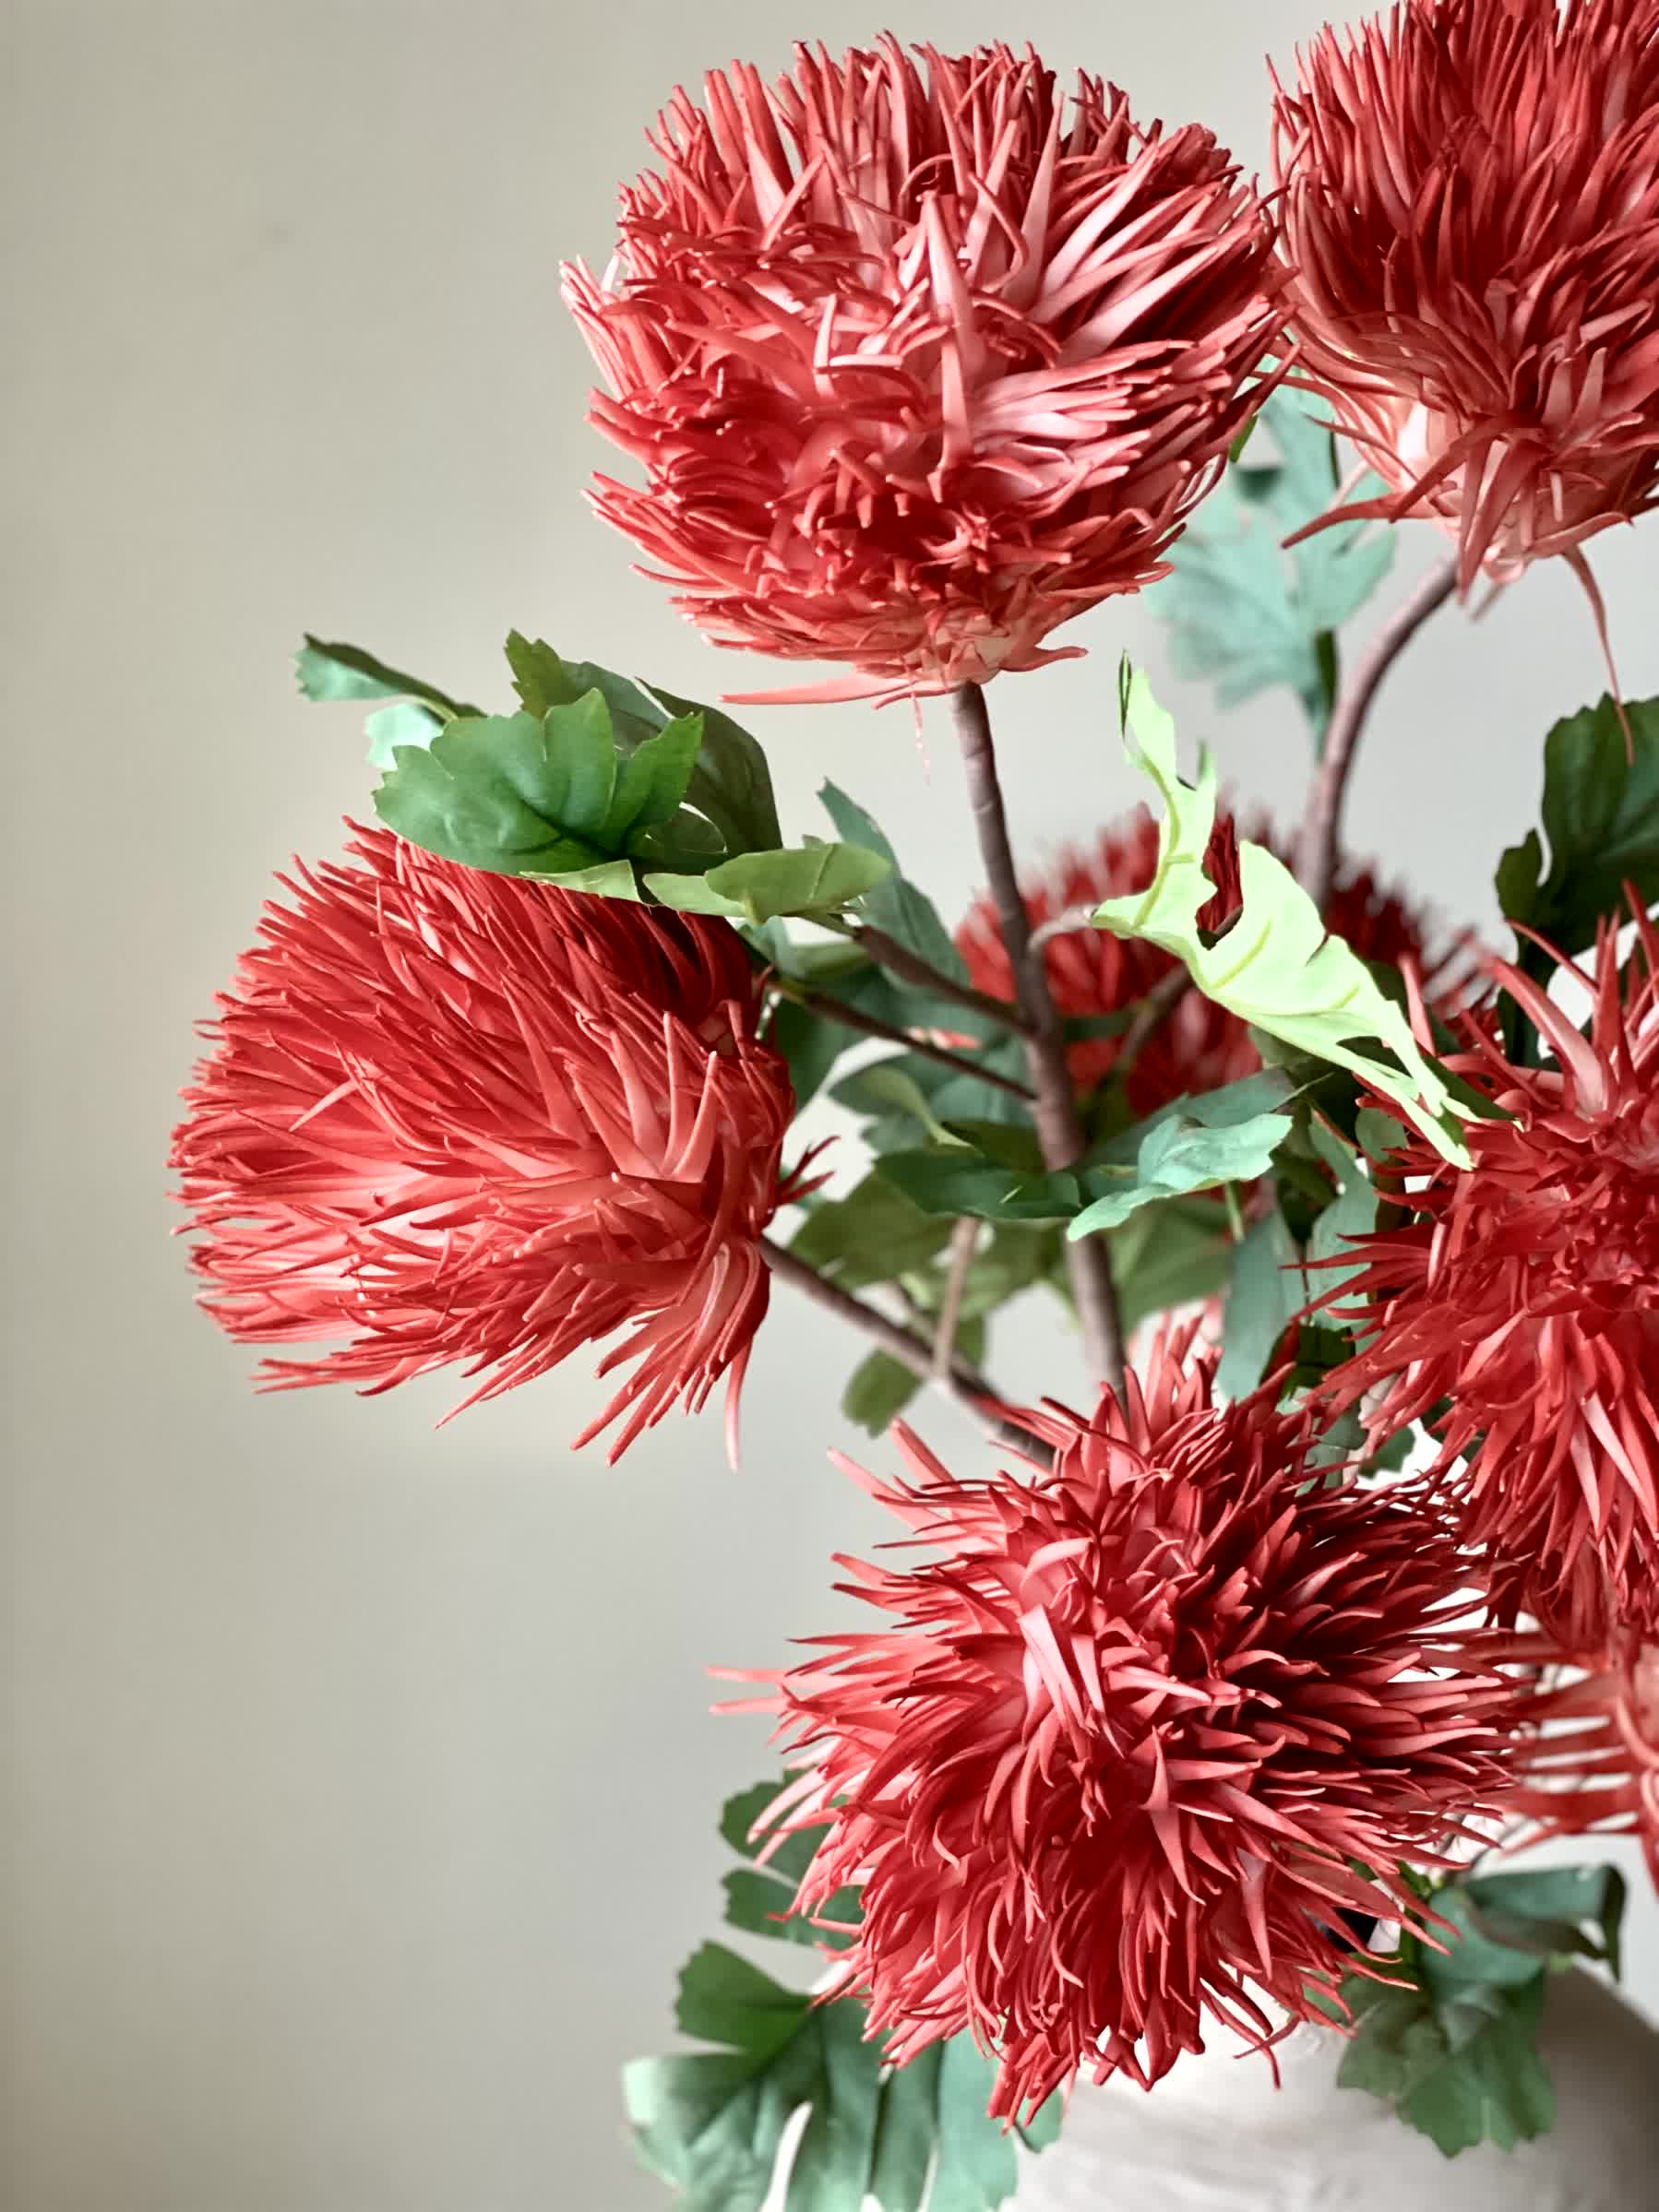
left=1450, top=1866, right=1626, bottom=1981
left=626, top=1944, right=1055, bottom=2212
left=1067, top=1076, right=1294, bottom=1239
left=832, top=1039, right=1033, bottom=1138
left=1108, top=1197, right=1234, bottom=1333
left=819, top=782, right=969, bottom=981
left=1494, top=696, right=1659, bottom=1036
left=1095, top=669, right=1469, bottom=1163
left=1304, top=1120, right=1377, bottom=1298
left=1215, top=1208, right=1303, bottom=1399
left=295, top=634, right=474, bottom=719
left=1148, top=387, right=1393, bottom=739
left=523, top=859, right=641, bottom=899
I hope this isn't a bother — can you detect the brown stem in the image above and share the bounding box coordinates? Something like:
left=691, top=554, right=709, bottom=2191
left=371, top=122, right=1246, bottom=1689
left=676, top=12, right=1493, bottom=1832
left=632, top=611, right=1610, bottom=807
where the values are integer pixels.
left=1111, top=966, right=1194, bottom=1088
left=931, top=1218, right=981, bottom=1382
left=1296, top=556, right=1460, bottom=911
left=761, top=1237, right=1049, bottom=1460
left=778, top=984, right=1032, bottom=1100
left=949, top=682, right=1126, bottom=1393
left=852, top=922, right=1032, bottom=1037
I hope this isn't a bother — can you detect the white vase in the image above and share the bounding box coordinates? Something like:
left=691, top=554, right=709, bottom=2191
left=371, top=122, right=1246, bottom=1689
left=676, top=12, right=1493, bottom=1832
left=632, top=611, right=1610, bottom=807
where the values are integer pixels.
left=1013, top=1970, right=1659, bottom=2212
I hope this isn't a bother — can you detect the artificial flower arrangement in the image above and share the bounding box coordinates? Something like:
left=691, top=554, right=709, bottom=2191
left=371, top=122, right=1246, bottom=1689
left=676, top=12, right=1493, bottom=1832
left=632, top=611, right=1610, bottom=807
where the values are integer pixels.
left=173, top=5, right=1659, bottom=2203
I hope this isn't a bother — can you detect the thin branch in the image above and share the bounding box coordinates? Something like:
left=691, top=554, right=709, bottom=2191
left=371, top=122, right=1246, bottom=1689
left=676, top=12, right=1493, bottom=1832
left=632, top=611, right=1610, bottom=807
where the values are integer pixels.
left=1296, top=556, right=1460, bottom=910
left=761, top=1237, right=1049, bottom=1461
left=931, top=1218, right=981, bottom=1382
left=777, top=984, right=1032, bottom=1100
left=1028, top=902, right=1103, bottom=954
left=851, top=922, right=1033, bottom=1037
left=950, top=682, right=1126, bottom=1394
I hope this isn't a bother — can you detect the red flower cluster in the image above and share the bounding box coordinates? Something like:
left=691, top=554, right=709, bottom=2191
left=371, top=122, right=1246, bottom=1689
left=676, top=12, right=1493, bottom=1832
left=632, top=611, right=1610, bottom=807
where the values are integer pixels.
left=1273, top=0, right=1659, bottom=589
left=172, top=828, right=798, bottom=1460
left=566, top=39, right=1281, bottom=702
left=1322, top=918, right=1659, bottom=1646
left=760, top=1338, right=1515, bottom=2115
left=956, top=805, right=1468, bottom=1116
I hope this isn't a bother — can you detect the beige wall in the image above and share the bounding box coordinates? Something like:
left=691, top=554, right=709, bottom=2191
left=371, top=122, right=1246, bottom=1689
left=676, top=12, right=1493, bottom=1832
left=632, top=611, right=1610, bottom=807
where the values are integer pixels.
left=6, top=4, right=1655, bottom=2206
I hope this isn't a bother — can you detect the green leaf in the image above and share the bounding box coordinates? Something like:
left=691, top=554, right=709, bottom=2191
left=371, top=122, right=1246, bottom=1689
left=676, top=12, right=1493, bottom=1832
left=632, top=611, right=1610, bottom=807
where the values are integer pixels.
left=1304, top=1119, right=1377, bottom=1299
left=1215, top=1207, right=1303, bottom=1398
left=841, top=1317, right=988, bottom=1437
left=626, top=1945, right=1053, bottom=2212
left=364, top=699, right=445, bottom=769
left=1096, top=670, right=1470, bottom=1163
left=1454, top=1865, right=1626, bottom=1981
left=1494, top=695, right=1659, bottom=1040
left=832, top=1039, right=1034, bottom=1140
left=1107, top=1197, right=1234, bottom=1333
left=373, top=696, right=710, bottom=878
left=818, top=783, right=969, bottom=982
left=504, top=634, right=783, bottom=858
left=651, top=842, right=892, bottom=925
left=789, top=1175, right=957, bottom=1292
left=1148, top=386, right=1393, bottom=739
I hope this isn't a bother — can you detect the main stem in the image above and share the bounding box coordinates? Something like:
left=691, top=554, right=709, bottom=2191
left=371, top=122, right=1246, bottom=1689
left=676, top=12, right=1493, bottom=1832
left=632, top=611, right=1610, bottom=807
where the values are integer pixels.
left=1296, top=556, right=1460, bottom=910
left=950, top=682, right=1126, bottom=1394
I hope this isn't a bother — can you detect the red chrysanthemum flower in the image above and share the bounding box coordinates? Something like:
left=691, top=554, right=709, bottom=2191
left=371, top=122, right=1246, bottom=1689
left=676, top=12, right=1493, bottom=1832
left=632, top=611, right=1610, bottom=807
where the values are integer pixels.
left=565, top=38, right=1282, bottom=704
left=1507, top=1634, right=1659, bottom=1885
left=1321, top=915, right=1659, bottom=1645
left=1272, top=0, right=1659, bottom=592
left=752, top=1338, right=1516, bottom=2115
left=956, top=806, right=1470, bottom=1116
left=171, top=827, right=800, bottom=1461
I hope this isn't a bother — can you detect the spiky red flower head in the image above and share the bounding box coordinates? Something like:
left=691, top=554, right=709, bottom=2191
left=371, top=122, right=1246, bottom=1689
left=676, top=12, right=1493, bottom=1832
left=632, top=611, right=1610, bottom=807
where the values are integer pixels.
left=1511, top=1635, right=1659, bottom=1885
left=171, top=827, right=798, bottom=1461
left=761, top=1339, right=1516, bottom=2115
left=1321, top=915, right=1659, bottom=1645
left=565, top=38, right=1282, bottom=704
left=956, top=806, right=1466, bottom=1115
left=1272, top=0, right=1659, bottom=591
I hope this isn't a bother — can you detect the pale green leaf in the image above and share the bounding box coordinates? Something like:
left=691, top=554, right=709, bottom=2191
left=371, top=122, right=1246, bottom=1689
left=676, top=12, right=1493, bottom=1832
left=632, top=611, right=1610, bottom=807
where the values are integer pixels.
left=1093, top=670, right=1469, bottom=1163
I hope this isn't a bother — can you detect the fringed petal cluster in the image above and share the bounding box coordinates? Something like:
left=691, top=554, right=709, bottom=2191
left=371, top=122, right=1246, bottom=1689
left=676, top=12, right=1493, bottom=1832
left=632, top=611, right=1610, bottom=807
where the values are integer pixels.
left=1509, top=1635, right=1659, bottom=1885
left=759, top=1338, right=1515, bottom=2115
left=956, top=805, right=1469, bottom=1115
left=171, top=827, right=797, bottom=1460
left=1321, top=916, right=1659, bottom=1644
left=566, top=38, right=1282, bottom=703
left=1272, top=0, right=1659, bottom=590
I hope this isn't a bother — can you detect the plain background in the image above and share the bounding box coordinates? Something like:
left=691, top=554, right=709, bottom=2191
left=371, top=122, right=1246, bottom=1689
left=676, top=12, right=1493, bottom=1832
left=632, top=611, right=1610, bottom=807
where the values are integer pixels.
left=6, top=4, right=1657, bottom=2207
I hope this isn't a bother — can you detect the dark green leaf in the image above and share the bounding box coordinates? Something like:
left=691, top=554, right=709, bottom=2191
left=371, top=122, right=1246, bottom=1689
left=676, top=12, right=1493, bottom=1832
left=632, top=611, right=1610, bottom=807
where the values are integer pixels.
left=841, top=1317, right=988, bottom=1437
left=1108, top=1197, right=1233, bottom=1333
left=832, top=1041, right=1034, bottom=1140
left=1495, top=696, right=1659, bottom=1051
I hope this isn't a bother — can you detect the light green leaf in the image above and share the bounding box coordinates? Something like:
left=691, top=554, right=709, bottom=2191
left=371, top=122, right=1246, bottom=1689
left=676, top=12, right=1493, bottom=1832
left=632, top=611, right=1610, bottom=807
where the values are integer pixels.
left=524, top=859, right=642, bottom=898
left=1095, top=670, right=1469, bottom=1163
left=364, top=700, right=444, bottom=769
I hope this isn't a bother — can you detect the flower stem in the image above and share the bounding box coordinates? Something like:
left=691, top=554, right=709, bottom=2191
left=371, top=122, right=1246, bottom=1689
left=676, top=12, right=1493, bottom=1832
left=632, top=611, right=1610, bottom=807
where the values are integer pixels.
left=949, top=681, right=1127, bottom=1394
left=774, top=982, right=1032, bottom=1100
left=931, top=1217, right=981, bottom=1382
left=760, top=1236, right=1048, bottom=1459
left=1296, top=556, right=1460, bottom=911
